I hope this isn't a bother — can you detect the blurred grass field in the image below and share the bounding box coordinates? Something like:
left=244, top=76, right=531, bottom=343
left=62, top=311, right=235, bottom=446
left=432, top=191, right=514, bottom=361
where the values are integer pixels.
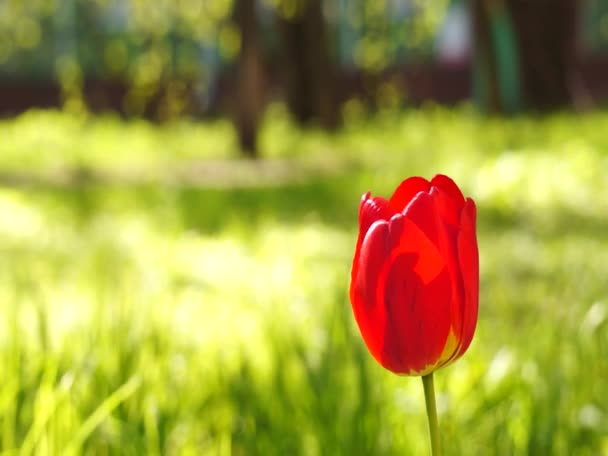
left=0, top=107, right=607, bottom=455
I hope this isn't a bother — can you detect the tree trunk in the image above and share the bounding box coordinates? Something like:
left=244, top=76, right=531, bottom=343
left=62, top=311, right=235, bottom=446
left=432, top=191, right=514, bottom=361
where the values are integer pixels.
left=507, top=0, right=581, bottom=110
left=473, top=0, right=503, bottom=113
left=278, top=0, right=338, bottom=129
left=233, top=0, right=265, bottom=157
left=473, top=0, right=583, bottom=112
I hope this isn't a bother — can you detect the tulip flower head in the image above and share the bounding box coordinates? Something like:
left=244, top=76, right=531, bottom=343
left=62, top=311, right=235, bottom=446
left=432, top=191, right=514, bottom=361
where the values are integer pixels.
left=350, top=174, right=478, bottom=376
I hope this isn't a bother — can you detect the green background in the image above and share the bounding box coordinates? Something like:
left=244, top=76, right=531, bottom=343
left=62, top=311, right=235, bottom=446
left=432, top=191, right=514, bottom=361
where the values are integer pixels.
left=0, top=107, right=606, bottom=454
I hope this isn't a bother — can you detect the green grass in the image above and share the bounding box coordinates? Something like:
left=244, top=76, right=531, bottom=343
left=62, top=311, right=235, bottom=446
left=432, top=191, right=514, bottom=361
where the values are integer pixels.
left=0, top=106, right=607, bottom=455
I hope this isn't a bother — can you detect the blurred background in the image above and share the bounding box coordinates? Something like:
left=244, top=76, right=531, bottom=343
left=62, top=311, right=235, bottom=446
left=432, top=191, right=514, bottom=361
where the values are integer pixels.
left=3, top=0, right=608, bottom=154
left=1, top=0, right=608, bottom=454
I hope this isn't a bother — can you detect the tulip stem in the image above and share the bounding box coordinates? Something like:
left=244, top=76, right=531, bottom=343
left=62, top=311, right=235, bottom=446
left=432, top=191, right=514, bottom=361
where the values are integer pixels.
left=422, top=373, right=441, bottom=456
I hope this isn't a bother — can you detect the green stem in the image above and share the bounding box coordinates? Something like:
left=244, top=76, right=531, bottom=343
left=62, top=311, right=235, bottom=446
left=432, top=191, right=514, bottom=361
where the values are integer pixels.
left=422, top=373, right=441, bottom=456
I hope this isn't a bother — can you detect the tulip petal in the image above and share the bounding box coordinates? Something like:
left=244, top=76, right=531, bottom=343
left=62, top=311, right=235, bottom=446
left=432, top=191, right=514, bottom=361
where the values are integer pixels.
left=429, top=187, right=466, bottom=354
left=389, top=176, right=430, bottom=213
left=350, top=219, right=391, bottom=366
left=359, top=193, right=392, bottom=236
left=430, top=185, right=462, bottom=229
left=376, top=215, right=451, bottom=374
left=404, top=188, right=466, bottom=367
left=387, top=214, right=446, bottom=288
left=350, top=175, right=478, bottom=376
left=352, top=194, right=393, bottom=288
left=431, top=174, right=465, bottom=206
left=382, top=251, right=452, bottom=374
left=453, top=198, right=479, bottom=358
left=403, top=191, right=441, bottom=247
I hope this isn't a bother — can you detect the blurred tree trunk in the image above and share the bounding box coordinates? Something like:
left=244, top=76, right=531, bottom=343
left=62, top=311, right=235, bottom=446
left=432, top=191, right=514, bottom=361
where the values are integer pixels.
left=233, top=0, right=265, bottom=157
left=508, top=0, right=583, bottom=110
left=473, top=0, right=584, bottom=113
left=473, top=0, right=503, bottom=113
left=277, top=0, right=338, bottom=129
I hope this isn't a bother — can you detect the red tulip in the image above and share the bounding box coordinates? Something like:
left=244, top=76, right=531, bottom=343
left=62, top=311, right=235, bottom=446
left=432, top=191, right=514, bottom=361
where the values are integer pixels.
left=350, top=174, right=478, bottom=376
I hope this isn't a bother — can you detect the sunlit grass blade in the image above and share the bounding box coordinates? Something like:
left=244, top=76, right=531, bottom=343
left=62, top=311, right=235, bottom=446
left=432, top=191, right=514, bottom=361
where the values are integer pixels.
left=63, top=376, right=141, bottom=455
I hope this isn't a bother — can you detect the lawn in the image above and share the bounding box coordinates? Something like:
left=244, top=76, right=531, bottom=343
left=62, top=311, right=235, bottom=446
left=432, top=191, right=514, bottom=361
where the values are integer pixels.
left=0, top=106, right=607, bottom=455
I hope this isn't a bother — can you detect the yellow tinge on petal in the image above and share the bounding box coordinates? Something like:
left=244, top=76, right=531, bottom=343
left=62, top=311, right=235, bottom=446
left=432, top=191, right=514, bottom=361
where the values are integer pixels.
left=438, top=328, right=460, bottom=366
left=400, top=328, right=460, bottom=377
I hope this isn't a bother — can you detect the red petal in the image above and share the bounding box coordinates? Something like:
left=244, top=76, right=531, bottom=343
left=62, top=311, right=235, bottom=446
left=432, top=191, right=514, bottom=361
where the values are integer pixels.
left=430, top=174, right=465, bottom=206
left=382, top=253, right=452, bottom=374
left=350, top=220, right=391, bottom=365
left=403, top=191, right=441, bottom=247
left=352, top=194, right=393, bottom=288
left=389, top=176, right=430, bottom=213
left=359, top=193, right=392, bottom=237
left=452, top=198, right=479, bottom=359
left=403, top=187, right=466, bottom=368
left=351, top=175, right=477, bottom=375
left=430, top=186, right=461, bottom=228
left=376, top=215, right=451, bottom=374
left=403, top=190, right=461, bottom=282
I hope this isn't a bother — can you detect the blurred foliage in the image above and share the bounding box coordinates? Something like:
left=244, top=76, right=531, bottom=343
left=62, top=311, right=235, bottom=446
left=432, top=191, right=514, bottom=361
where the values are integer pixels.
left=2, top=0, right=608, bottom=121
left=0, top=0, right=236, bottom=115
left=0, top=0, right=452, bottom=116
left=323, top=0, right=450, bottom=71
left=584, top=0, right=608, bottom=52
left=0, top=107, right=607, bottom=454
